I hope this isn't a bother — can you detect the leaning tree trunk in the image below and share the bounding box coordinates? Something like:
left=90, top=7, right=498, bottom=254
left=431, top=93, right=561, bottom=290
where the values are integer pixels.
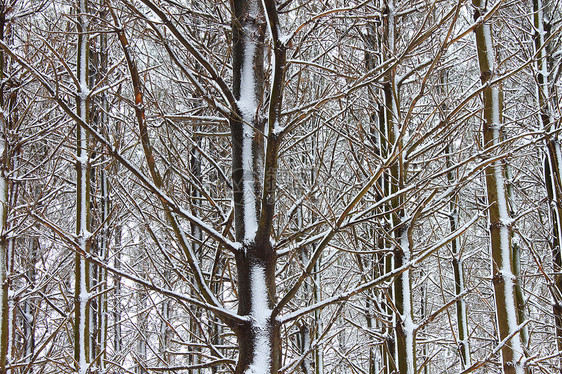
left=473, top=1, right=528, bottom=373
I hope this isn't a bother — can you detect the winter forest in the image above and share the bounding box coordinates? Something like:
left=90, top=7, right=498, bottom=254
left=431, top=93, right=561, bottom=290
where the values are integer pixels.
left=1, top=0, right=562, bottom=373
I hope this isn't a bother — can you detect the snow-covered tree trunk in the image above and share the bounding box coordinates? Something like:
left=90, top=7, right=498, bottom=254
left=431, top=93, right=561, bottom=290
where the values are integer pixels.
left=473, top=1, right=528, bottom=373
left=297, top=235, right=313, bottom=374
left=0, top=1, right=22, bottom=368
left=0, top=165, right=7, bottom=373
left=189, top=135, right=202, bottom=372
left=74, top=0, right=92, bottom=372
left=90, top=16, right=109, bottom=370
left=159, top=271, right=171, bottom=367
left=230, top=0, right=274, bottom=369
left=96, top=152, right=109, bottom=373
left=533, top=0, right=562, bottom=371
left=22, top=235, right=37, bottom=366
left=533, top=0, right=562, bottom=367
left=379, top=1, right=416, bottom=372
left=113, top=224, right=122, bottom=360
left=230, top=0, right=286, bottom=372
left=365, top=12, right=392, bottom=374
left=0, top=2, right=11, bottom=370
left=136, top=243, right=148, bottom=374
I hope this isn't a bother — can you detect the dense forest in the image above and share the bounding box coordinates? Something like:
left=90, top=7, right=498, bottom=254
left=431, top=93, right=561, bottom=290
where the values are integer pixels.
left=0, top=0, right=560, bottom=373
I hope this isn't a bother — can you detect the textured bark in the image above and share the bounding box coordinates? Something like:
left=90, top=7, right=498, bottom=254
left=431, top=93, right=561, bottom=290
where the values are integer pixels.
left=230, top=0, right=286, bottom=372
left=473, top=1, right=528, bottom=373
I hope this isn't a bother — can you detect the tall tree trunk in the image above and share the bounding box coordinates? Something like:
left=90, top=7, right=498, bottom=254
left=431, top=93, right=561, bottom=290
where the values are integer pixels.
left=0, top=2, right=10, bottom=370
left=22, top=234, right=38, bottom=370
left=230, top=0, right=285, bottom=372
left=75, top=0, right=92, bottom=371
left=136, top=243, right=148, bottom=374
left=365, top=11, right=392, bottom=374
left=473, top=1, right=528, bottom=373
left=189, top=131, right=202, bottom=372
left=533, top=0, right=562, bottom=370
left=0, top=1, right=20, bottom=369
left=113, top=224, right=122, bottom=363
left=441, top=68, right=471, bottom=368
left=379, top=1, right=416, bottom=372
left=446, top=142, right=471, bottom=369
left=159, top=270, right=171, bottom=367
left=90, top=12, right=109, bottom=370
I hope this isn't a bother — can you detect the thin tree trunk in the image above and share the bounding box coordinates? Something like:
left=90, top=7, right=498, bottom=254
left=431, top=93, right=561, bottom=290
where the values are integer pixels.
left=113, top=224, right=122, bottom=362
left=136, top=243, right=148, bottom=374
left=365, top=11, right=392, bottom=373
left=447, top=143, right=471, bottom=369
left=442, top=68, right=471, bottom=368
left=189, top=131, right=202, bottom=373
left=22, top=234, right=37, bottom=370
left=380, top=1, right=416, bottom=372
left=90, top=14, right=109, bottom=370
left=473, top=1, right=528, bottom=372
left=533, top=1, right=562, bottom=370
left=75, top=0, right=92, bottom=371
left=0, top=1, right=20, bottom=369
left=0, top=2, right=10, bottom=370
left=159, top=271, right=171, bottom=367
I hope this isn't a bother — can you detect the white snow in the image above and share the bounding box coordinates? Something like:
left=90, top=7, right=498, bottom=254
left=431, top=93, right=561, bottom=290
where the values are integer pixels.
left=483, top=24, right=494, bottom=70
left=492, top=113, right=525, bottom=374
left=279, top=32, right=291, bottom=46
left=491, top=87, right=501, bottom=130
left=246, top=264, right=272, bottom=374
left=400, top=230, right=416, bottom=374
left=76, top=2, right=90, bottom=371
left=237, top=27, right=259, bottom=242
left=273, top=121, right=284, bottom=135
left=78, top=254, right=88, bottom=374
left=0, top=175, right=5, bottom=362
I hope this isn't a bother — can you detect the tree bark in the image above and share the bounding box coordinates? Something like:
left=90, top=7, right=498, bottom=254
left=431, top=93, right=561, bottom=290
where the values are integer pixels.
left=473, top=1, right=528, bottom=373
left=74, top=0, right=92, bottom=372
left=442, top=68, right=471, bottom=368
left=230, top=0, right=285, bottom=372
left=90, top=11, right=109, bottom=369
left=0, top=2, right=10, bottom=370
left=533, top=0, right=562, bottom=369
left=379, top=1, right=416, bottom=372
